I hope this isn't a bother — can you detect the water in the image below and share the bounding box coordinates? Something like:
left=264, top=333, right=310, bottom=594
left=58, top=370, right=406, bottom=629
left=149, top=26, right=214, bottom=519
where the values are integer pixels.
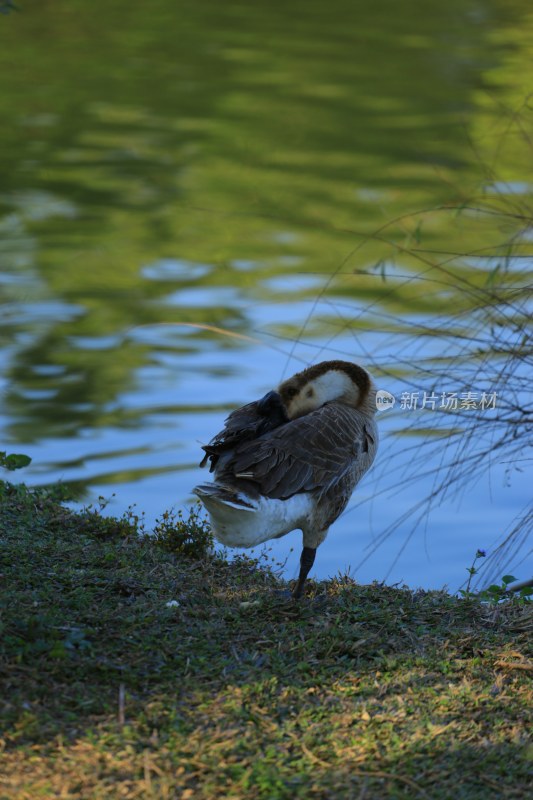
left=0, top=0, right=531, bottom=590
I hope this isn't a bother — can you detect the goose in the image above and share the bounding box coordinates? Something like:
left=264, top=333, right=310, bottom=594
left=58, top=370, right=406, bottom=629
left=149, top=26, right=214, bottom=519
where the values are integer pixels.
left=194, top=360, right=378, bottom=598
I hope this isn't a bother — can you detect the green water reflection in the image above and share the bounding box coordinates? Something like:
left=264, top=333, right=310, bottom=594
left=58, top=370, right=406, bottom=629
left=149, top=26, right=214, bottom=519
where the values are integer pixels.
left=0, top=0, right=531, bottom=478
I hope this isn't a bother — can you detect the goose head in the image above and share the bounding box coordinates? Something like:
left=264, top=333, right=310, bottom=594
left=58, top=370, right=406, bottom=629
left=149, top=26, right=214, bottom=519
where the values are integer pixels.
left=278, top=360, right=376, bottom=420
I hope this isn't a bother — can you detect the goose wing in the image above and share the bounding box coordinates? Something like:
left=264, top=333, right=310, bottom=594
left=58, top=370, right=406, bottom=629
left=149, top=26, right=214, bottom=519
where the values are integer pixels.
left=220, top=402, right=376, bottom=500
left=200, top=396, right=288, bottom=470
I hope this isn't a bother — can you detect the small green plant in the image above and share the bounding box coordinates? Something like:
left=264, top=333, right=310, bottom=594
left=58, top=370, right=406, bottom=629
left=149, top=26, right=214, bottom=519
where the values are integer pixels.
left=152, top=504, right=213, bottom=558
left=0, top=451, right=31, bottom=471
left=460, top=550, right=532, bottom=604
left=477, top=575, right=533, bottom=604
left=78, top=495, right=142, bottom=540
left=120, top=503, right=146, bottom=536
left=459, top=548, right=487, bottom=598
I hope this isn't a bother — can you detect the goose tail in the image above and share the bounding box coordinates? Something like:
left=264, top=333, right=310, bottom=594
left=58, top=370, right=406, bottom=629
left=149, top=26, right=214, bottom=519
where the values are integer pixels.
left=193, top=483, right=313, bottom=549
left=193, top=482, right=265, bottom=548
left=193, top=483, right=257, bottom=512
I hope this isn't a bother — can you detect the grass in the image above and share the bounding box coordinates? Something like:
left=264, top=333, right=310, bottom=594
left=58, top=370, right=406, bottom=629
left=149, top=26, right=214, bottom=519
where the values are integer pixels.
left=0, top=480, right=531, bottom=799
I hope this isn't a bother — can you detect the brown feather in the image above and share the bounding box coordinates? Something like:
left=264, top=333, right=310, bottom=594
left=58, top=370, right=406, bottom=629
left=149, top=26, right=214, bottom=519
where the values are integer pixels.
left=216, top=401, right=377, bottom=528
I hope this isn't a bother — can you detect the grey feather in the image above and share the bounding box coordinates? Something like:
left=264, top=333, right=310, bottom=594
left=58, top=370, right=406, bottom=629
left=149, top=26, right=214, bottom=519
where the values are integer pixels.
left=215, top=401, right=377, bottom=529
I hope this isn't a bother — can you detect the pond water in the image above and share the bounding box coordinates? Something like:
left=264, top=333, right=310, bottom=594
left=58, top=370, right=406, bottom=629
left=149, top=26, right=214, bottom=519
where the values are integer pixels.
left=0, top=0, right=531, bottom=590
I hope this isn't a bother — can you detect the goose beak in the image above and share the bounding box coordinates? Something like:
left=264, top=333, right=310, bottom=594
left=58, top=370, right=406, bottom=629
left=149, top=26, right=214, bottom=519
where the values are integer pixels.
left=257, top=391, right=289, bottom=422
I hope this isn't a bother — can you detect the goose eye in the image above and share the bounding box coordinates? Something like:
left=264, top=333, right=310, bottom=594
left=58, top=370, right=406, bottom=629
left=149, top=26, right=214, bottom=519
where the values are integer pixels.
left=306, top=388, right=314, bottom=398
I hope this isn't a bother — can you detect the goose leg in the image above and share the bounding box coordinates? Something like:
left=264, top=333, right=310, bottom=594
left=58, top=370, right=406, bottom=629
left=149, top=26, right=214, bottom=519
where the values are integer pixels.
left=292, top=546, right=317, bottom=599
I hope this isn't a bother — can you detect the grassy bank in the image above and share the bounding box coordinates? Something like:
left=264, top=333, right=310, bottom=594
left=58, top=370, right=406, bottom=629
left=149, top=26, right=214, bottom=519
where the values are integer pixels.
left=0, top=480, right=531, bottom=799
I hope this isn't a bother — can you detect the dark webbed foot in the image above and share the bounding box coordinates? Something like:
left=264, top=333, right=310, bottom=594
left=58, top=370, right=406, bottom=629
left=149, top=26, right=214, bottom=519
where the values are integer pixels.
left=292, top=546, right=317, bottom=599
